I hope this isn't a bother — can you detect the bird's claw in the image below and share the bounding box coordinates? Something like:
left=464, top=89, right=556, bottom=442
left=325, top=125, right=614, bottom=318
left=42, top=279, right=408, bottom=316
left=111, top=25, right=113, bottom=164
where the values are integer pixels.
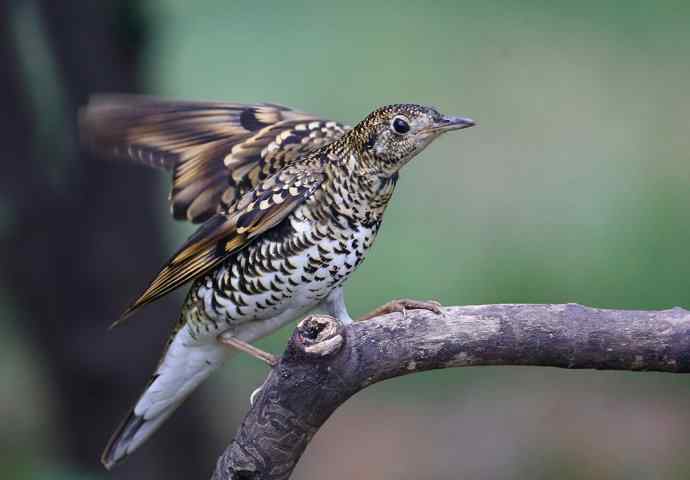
left=357, top=298, right=444, bottom=321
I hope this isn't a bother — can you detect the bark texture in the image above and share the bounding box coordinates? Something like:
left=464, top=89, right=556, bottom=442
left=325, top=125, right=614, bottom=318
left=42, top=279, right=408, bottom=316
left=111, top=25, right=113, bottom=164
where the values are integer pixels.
left=211, top=303, right=690, bottom=480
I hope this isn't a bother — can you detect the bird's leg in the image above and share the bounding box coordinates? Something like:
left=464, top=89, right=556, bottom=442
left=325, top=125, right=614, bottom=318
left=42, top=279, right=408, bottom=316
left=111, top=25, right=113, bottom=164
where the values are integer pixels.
left=357, top=298, right=444, bottom=322
left=218, top=332, right=278, bottom=367
left=317, top=287, right=353, bottom=324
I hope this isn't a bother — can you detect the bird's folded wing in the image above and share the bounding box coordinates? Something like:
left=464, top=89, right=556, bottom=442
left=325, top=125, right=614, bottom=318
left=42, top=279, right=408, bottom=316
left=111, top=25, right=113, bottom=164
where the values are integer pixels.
left=79, top=95, right=346, bottom=223
left=116, top=165, right=325, bottom=324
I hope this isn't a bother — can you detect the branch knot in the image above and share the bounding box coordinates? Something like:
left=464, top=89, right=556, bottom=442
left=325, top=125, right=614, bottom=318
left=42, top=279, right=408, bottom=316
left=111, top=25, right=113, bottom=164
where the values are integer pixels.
left=295, top=315, right=344, bottom=357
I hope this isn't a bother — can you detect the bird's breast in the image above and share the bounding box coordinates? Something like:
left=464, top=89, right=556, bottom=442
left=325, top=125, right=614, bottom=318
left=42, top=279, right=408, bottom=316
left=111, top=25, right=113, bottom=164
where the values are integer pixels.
left=192, top=207, right=379, bottom=335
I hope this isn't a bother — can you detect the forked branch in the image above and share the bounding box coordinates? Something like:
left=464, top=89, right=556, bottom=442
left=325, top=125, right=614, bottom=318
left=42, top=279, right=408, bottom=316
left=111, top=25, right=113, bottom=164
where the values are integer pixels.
left=211, top=303, right=690, bottom=480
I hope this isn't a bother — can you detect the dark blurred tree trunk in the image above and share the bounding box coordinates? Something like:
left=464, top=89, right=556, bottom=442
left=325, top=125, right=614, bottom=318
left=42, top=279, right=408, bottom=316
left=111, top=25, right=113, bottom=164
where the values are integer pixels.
left=0, top=1, right=216, bottom=478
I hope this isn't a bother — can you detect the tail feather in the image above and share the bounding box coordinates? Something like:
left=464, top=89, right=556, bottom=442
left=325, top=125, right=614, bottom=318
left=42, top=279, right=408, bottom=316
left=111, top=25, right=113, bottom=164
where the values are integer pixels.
left=102, top=326, right=230, bottom=469
left=102, top=405, right=172, bottom=470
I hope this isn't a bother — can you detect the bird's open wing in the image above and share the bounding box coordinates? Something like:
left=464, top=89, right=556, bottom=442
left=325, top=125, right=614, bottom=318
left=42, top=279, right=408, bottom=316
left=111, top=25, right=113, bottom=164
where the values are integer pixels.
left=117, top=164, right=325, bottom=323
left=79, top=95, right=347, bottom=223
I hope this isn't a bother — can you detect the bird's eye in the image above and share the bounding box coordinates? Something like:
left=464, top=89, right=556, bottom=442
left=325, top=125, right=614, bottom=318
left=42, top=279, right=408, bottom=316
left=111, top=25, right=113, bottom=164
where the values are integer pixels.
left=391, top=116, right=410, bottom=135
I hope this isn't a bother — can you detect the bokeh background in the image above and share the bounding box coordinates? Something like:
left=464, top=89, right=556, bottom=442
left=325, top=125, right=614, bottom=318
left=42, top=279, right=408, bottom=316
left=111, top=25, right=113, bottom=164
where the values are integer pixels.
left=2, top=1, right=690, bottom=479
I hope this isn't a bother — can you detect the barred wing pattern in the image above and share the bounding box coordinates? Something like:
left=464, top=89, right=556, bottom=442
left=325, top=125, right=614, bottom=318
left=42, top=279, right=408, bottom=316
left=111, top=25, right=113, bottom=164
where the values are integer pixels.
left=79, top=95, right=347, bottom=320
left=79, top=95, right=347, bottom=223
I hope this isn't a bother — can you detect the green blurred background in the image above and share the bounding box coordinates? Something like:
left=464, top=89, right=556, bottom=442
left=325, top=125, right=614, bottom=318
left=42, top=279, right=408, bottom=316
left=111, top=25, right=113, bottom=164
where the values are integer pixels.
left=2, top=1, right=690, bottom=479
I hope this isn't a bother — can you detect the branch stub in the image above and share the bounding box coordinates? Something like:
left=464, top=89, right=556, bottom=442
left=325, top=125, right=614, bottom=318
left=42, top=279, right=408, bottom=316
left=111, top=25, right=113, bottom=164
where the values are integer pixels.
left=292, top=315, right=344, bottom=359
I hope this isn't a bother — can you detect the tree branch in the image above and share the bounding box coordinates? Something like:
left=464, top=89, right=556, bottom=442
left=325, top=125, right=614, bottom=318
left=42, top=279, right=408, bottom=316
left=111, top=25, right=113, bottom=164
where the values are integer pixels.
left=210, top=303, right=690, bottom=480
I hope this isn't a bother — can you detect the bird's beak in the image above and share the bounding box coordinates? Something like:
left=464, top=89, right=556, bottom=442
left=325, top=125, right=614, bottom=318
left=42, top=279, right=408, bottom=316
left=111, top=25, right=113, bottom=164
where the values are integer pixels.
left=431, top=115, right=476, bottom=133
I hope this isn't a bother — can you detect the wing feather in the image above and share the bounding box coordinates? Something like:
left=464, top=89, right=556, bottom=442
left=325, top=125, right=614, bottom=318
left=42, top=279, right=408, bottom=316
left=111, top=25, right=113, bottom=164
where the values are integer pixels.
left=116, top=165, right=324, bottom=323
left=79, top=95, right=346, bottom=223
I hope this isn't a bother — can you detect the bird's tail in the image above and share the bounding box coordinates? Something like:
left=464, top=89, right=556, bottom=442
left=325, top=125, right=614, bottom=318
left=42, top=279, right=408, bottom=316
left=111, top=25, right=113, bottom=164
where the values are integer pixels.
left=101, top=325, right=231, bottom=469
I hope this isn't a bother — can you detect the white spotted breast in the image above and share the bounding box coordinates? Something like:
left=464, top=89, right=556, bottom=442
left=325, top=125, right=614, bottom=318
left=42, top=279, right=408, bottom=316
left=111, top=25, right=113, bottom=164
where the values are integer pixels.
left=187, top=205, right=379, bottom=338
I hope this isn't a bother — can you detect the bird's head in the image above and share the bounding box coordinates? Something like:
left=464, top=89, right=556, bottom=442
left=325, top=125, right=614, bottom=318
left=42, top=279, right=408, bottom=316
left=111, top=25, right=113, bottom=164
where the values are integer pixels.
left=350, top=104, right=475, bottom=176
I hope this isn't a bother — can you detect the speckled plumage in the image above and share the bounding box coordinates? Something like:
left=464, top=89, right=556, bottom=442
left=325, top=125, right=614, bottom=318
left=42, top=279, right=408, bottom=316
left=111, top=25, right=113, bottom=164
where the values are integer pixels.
left=80, top=96, right=474, bottom=468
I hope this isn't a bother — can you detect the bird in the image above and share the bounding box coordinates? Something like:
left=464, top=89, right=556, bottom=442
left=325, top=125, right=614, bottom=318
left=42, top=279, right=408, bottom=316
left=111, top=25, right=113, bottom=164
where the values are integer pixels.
left=79, top=95, right=475, bottom=469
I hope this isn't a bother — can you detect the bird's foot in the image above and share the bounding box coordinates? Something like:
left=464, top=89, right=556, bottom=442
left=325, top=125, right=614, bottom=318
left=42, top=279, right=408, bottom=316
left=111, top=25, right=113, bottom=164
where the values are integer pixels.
left=218, top=333, right=278, bottom=367
left=356, top=298, right=444, bottom=322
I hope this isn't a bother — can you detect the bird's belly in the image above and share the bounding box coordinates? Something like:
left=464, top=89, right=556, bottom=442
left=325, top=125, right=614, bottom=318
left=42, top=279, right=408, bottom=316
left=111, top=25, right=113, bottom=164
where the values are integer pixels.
left=194, top=221, right=374, bottom=339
